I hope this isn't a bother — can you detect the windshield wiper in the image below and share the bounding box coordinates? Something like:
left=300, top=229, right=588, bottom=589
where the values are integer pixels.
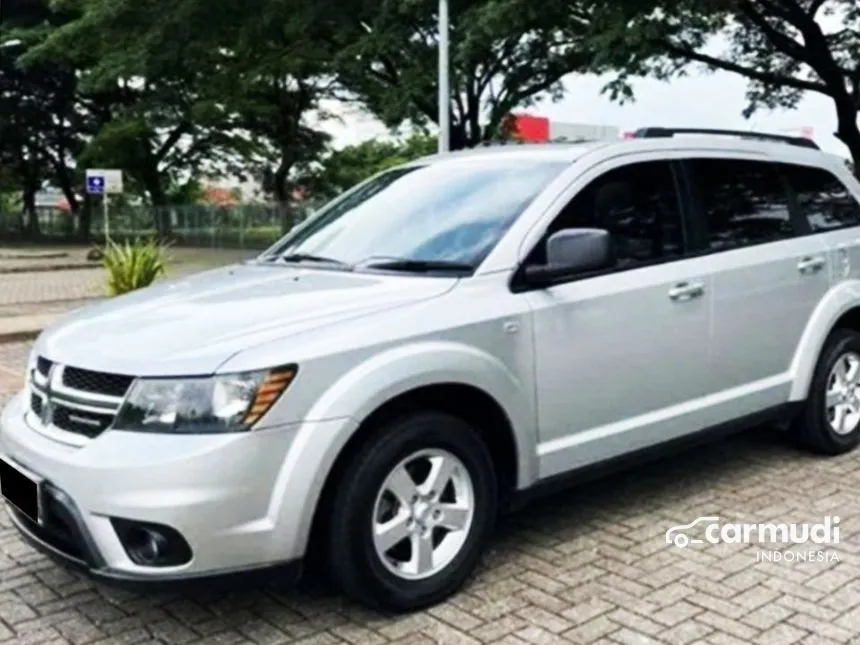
left=275, top=253, right=353, bottom=269
left=361, top=258, right=474, bottom=274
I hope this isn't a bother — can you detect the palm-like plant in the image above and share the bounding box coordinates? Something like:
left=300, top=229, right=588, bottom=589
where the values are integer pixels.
left=102, top=237, right=170, bottom=296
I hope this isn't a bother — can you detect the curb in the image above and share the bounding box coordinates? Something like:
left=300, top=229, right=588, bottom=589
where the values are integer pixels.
left=0, top=313, right=61, bottom=345
left=0, top=252, right=70, bottom=260
left=0, top=263, right=101, bottom=275
left=0, top=328, right=41, bottom=344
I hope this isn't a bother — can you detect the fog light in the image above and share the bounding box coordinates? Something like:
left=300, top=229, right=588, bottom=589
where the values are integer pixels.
left=129, top=528, right=168, bottom=564
left=111, top=518, right=192, bottom=567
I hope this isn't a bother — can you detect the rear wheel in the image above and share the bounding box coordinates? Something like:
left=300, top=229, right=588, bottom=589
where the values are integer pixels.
left=327, top=411, right=497, bottom=611
left=794, top=328, right=860, bottom=455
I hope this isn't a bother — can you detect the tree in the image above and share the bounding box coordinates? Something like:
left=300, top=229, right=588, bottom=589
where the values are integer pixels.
left=1, top=0, right=86, bottom=237
left=23, top=0, right=263, bottom=236
left=332, top=0, right=606, bottom=149
left=219, top=0, right=339, bottom=206
left=306, top=132, right=437, bottom=199
left=592, top=0, right=860, bottom=169
left=29, top=0, right=345, bottom=235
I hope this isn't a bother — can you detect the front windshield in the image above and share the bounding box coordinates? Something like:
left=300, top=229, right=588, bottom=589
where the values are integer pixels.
left=262, top=158, right=568, bottom=270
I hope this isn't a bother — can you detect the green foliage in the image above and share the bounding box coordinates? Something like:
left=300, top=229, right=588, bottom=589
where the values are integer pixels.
left=26, top=0, right=859, bottom=247
left=167, top=179, right=207, bottom=206
left=306, top=133, right=437, bottom=199
left=2, top=0, right=641, bottom=238
left=102, top=238, right=170, bottom=296
left=1, top=0, right=85, bottom=235
left=332, top=0, right=612, bottom=149
left=591, top=0, right=860, bottom=165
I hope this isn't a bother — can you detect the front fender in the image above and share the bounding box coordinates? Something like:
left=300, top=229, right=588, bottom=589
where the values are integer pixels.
left=268, top=341, right=537, bottom=558
left=789, top=279, right=860, bottom=400
left=305, top=340, right=537, bottom=489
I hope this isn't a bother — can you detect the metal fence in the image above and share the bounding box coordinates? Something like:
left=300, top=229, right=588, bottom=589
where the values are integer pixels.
left=0, top=202, right=322, bottom=249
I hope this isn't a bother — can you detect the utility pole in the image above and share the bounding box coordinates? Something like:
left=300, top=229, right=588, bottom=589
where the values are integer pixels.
left=437, top=0, right=450, bottom=153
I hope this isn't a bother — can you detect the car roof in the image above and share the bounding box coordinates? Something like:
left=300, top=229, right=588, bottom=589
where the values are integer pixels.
left=409, top=136, right=845, bottom=169
left=410, top=141, right=612, bottom=165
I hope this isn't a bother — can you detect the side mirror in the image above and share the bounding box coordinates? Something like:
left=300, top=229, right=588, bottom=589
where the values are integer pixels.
left=523, top=228, right=614, bottom=285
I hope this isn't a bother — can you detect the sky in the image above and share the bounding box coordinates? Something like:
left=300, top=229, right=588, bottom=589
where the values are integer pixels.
left=317, top=69, right=850, bottom=160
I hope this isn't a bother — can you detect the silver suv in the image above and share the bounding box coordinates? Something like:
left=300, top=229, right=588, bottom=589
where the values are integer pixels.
left=3, top=127, right=860, bottom=611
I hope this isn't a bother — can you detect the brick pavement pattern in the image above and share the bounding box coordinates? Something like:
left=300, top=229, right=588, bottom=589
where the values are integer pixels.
left=0, top=265, right=221, bottom=309
left=2, top=341, right=860, bottom=644
left=0, top=270, right=105, bottom=306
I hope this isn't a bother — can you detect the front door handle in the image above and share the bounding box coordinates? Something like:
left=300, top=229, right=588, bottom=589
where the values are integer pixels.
left=668, top=281, right=705, bottom=302
left=797, top=256, right=826, bottom=274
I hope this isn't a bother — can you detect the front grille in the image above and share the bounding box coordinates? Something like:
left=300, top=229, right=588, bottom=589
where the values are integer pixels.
left=52, top=406, right=114, bottom=438
left=28, top=357, right=134, bottom=440
left=30, top=394, right=42, bottom=416
left=62, top=367, right=134, bottom=398
left=36, top=357, right=52, bottom=376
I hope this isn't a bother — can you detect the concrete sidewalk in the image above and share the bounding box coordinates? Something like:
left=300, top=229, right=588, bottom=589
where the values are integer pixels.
left=0, top=312, right=61, bottom=343
left=0, top=298, right=98, bottom=344
left=0, top=360, right=23, bottom=390
left=0, top=261, right=99, bottom=274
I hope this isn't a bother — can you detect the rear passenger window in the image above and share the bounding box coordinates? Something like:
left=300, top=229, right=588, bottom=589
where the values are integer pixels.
left=688, top=158, right=794, bottom=251
left=532, top=160, right=684, bottom=270
left=780, top=163, right=860, bottom=232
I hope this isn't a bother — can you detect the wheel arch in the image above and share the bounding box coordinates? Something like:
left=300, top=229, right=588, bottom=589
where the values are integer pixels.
left=790, top=280, right=860, bottom=400
left=295, top=341, right=537, bottom=570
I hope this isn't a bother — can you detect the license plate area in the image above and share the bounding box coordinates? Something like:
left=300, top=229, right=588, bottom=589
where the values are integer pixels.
left=0, top=457, right=41, bottom=524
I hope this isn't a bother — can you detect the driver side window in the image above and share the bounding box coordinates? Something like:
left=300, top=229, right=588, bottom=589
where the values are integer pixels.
left=526, top=160, right=685, bottom=270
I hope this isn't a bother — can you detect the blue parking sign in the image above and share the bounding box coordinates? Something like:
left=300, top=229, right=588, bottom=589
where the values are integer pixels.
left=86, top=175, right=105, bottom=194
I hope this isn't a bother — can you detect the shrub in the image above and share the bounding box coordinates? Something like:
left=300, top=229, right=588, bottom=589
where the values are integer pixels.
left=102, top=238, right=170, bottom=296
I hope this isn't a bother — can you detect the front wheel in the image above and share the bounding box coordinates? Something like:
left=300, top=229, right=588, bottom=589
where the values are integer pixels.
left=327, top=411, right=497, bottom=611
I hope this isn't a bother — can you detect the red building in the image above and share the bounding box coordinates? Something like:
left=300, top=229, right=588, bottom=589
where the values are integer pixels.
left=509, top=113, right=620, bottom=143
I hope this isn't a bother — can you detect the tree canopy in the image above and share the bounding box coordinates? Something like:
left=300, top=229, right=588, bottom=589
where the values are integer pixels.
left=306, top=133, right=437, bottom=200
left=2, top=0, right=858, bottom=242
left=332, top=0, right=611, bottom=148
left=594, top=0, right=860, bottom=167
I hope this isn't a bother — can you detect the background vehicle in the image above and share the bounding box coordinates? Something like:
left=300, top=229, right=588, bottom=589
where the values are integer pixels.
left=3, top=128, right=860, bottom=612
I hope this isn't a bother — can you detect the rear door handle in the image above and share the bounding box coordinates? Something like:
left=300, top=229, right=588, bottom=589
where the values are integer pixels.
left=668, top=281, right=705, bottom=302
left=797, top=256, right=826, bottom=274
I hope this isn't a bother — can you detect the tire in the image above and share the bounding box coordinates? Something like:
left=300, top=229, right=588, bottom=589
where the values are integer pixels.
left=327, top=411, right=497, bottom=612
left=794, top=328, right=860, bottom=455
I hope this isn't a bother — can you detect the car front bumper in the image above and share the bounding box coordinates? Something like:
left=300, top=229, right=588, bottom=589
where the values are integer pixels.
left=0, top=390, right=351, bottom=587
left=6, top=503, right=302, bottom=590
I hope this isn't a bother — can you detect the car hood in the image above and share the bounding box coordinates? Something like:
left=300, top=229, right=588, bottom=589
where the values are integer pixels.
left=35, top=263, right=457, bottom=376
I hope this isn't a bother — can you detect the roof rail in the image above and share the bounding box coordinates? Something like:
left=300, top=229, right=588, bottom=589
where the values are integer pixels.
left=631, top=127, right=820, bottom=150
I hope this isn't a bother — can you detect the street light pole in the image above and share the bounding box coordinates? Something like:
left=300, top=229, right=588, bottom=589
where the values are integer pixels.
left=437, top=0, right=450, bottom=153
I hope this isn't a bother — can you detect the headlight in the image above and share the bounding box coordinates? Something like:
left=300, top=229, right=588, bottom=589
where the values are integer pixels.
left=113, top=365, right=297, bottom=434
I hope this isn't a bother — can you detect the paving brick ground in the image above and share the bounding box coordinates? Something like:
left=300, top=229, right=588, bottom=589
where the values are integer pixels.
left=2, top=345, right=860, bottom=644
left=0, top=270, right=104, bottom=306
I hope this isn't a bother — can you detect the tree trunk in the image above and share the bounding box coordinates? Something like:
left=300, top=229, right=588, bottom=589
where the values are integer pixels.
left=450, top=123, right=471, bottom=151
left=54, top=162, right=80, bottom=214
left=144, top=174, right=171, bottom=239
left=273, top=155, right=296, bottom=234
left=22, top=180, right=40, bottom=240
left=78, top=193, right=93, bottom=242
left=54, top=165, right=78, bottom=239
